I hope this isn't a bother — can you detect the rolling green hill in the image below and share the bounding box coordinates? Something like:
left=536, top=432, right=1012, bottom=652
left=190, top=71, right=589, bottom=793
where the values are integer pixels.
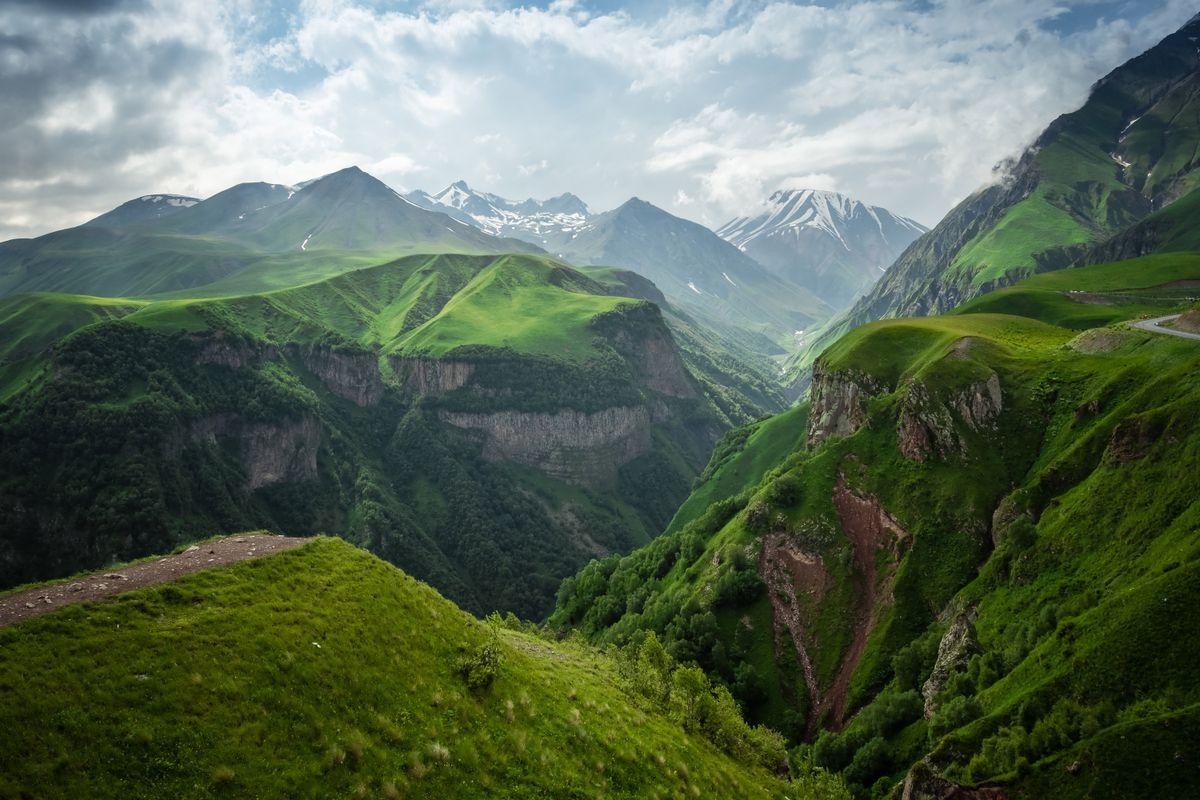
left=0, top=536, right=851, bottom=799
left=792, top=15, right=1200, bottom=386
left=0, top=253, right=778, bottom=619
left=553, top=255, right=1200, bottom=797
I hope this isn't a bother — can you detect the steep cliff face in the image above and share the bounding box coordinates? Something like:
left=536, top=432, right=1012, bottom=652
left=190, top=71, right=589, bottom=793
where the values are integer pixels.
left=298, top=347, right=384, bottom=407
left=391, top=357, right=476, bottom=396
left=440, top=405, right=652, bottom=486
left=190, top=413, right=320, bottom=490
left=898, top=373, right=1003, bottom=461
left=807, top=364, right=885, bottom=447
left=595, top=306, right=699, bottom=400
left=195, top=337, right=276, bottom=369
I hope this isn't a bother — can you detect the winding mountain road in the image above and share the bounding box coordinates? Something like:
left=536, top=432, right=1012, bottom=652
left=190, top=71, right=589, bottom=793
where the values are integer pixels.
left=1131, top=314, right=1200, bottom=341
left=0, top=534, right=309, bottom=628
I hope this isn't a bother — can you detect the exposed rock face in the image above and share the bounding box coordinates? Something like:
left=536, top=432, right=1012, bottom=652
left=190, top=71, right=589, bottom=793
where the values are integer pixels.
left=828, top=472, right=910, bottom=727
left=195, top=337, right=276, bottom=369
left=600, top=315, right=698, bottom=399
left=298, top=347, right=384, bottom=407
left=758, top=531, right=828, bottom=736
left=1172, top=308, right=1200, bottom=333
left=990, top=491, right=1026, bottom=549
left=807, top=364, right=884, bottom=447
left=439, top=405, right=651, bottom=486
left=898, top=373, right=1002, bottom=461
left=190, top=413, right=320, bottom=490
left=922, top=612, right=980, bottom=717
left=391, top=357, right=476, bottom=396
left=900, top=760, right=1007, bottom=800
left=1107, top=415, right=1159, bottom=462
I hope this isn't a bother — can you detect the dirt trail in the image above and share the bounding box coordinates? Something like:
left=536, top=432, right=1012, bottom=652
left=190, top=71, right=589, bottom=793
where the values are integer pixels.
left=0, top=534, right=309, bottom=628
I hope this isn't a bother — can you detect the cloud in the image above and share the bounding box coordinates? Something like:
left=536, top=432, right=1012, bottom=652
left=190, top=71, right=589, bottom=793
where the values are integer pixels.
left=1, top=0, right=1196, bottom=241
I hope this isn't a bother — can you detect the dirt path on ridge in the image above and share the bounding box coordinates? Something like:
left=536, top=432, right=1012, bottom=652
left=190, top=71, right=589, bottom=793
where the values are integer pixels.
left=0, top=534, right=309, bottom=628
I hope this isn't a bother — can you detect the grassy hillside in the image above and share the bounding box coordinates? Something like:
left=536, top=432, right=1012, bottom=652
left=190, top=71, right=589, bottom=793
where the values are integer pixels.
left=954, top=252, right=1200, bottom=328
left=554, top=256, right=1200, bottom=797
left=0, top=536, right=850, bottom=799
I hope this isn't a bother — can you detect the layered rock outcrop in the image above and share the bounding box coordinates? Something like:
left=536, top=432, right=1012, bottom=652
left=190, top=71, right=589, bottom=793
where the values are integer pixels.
left=299, top=347, right=384, bottom=407
left=898, top=373, right=1002, bottom=461
left=807, top=364, right=884, bottom=447
left=439, top=405, right=651, bottom=486
left=391, top=357, right=476, bottom=396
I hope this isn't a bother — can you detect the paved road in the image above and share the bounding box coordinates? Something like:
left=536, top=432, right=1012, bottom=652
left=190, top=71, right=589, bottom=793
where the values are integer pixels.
left=0, top=534, right=310, bottom=627
left=1130, top=314, right=1200, bottom=342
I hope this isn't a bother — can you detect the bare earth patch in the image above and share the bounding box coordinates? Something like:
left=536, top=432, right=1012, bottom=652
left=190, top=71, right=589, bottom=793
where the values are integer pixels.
left=0, top=533, right=309, bottom=628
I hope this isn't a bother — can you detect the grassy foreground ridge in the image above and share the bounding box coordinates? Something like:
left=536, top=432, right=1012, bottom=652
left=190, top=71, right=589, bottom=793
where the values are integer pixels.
left=0, top=536, right=849, bottom=799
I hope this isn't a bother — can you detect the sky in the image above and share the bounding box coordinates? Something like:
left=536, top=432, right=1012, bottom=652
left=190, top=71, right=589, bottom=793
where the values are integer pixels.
left=1, top=0, right=1195, bottom=241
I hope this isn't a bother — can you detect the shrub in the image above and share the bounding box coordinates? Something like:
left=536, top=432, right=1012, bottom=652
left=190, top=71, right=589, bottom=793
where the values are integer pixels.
left=456, top=632, right=504, bottom=691
left=929, top=695, right=982, bottom=741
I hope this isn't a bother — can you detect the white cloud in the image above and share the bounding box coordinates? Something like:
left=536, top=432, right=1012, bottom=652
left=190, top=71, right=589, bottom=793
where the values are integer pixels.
left=1, top=0, right=1196, bottom=241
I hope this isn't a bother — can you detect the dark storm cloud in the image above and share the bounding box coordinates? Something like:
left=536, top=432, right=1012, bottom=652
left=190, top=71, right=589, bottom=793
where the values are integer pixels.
left=0, top=0, right=141, bottom=13
left=0, top=2, right=225, bottom=237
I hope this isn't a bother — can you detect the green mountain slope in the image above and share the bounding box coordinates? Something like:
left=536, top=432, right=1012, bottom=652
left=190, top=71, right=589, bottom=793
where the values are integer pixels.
left=0, top=536, right=852, bottom=799
left=0, top=253, right=761, bottom=619
left=553, top=254, right=1200, bottom=797
left=793, top=16, right=1200, bottom=382
left=0, top=168, right=538, bottom=302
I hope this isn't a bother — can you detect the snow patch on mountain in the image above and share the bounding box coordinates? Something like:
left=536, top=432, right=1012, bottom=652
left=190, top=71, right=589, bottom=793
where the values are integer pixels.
left=406, top=180, right=592, bottom=244
left=717, top=189, right=924, bottom=252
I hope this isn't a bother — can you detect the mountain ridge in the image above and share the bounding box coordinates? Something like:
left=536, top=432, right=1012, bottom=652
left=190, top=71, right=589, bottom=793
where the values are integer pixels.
left=717, top=189, right=927, bottom=308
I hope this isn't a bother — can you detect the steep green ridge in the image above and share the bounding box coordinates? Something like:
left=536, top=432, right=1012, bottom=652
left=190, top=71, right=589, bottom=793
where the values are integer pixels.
left=792, top=16, right=1200, bottom=384
left=554, top=256, right=1200, bottom=797
left=0, top=537, right=852, bottom=799
left=586, top=266, right=789, bottom=421
left=0, top=254, right=740, bottom=618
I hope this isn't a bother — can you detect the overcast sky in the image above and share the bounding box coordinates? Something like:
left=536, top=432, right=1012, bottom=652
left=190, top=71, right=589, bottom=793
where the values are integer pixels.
left=1, top=0, right=1194, bottom=241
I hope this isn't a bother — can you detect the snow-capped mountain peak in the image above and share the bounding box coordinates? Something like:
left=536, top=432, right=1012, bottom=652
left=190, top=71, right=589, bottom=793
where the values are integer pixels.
left=405, top=181, right=593, bottom=245
left=718, top=189, right=924, bottom=253
left=715, top=189, right=928, bottom=308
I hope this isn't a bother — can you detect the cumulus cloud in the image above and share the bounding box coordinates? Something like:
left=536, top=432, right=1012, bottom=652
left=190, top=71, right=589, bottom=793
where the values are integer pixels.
left=0, top=0, right=1196, bottom=241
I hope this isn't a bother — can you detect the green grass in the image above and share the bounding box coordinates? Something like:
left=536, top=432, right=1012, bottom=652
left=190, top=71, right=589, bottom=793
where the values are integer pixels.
left=665, top=404, right=809, bottom=535
left=63, top=253, right=633, bottom=365
left=0, top=537, right=837, bottom=799
left=955, top=252, right=1200, bottom=328
left=396, top=255, right=626, bottom=360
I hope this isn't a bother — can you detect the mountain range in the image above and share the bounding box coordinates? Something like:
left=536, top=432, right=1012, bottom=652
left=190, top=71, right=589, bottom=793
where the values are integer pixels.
left=717, top=189, right=927, bottom=308
left=5, top=13, right=1200, bottom=800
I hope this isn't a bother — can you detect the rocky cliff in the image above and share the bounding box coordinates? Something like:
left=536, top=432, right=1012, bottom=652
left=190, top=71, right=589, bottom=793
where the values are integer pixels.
left=391, top=356, right=476, bottom=396
left=440, top=405, right=652, bottom=486
left=807, top=364, right=885, bottom=447
left=298, top=346, right=384, bottom=407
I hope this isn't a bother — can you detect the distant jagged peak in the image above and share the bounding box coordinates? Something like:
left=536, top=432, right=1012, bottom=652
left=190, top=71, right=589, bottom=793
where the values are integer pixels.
left=717, top=188, right=926, bottom=251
